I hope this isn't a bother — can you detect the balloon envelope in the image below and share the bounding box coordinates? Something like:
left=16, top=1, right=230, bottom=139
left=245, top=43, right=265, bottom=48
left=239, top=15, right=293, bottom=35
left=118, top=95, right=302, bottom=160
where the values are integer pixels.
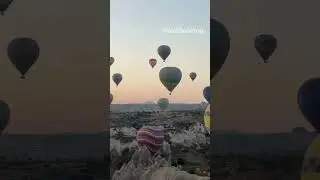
left=7, top=37, right=40, bottom=79
left=301, top=134, right=320, bottom=180
left=159, top=67, right=182, bottom=94
left=0, top=0, right=13, bottom=15
left=297, top=78, right=320, bottom=132
left=112, top=73, right=123, bottom=86
left=149, top=58, right=157, bottom=68
left=200, top=101, right=208, bottom=109
left=157, top=45, right=171, bottom=62
left=157, top=98, right=169, bottom=111
left=203, top=86, right=211, bottom=103
left=0, top=100, right=10, bottom=135
left=136, top=126, right=164, bottom=153
left=210, top=18, right=230, bottom=80
left=110, top=93, right=113, bottom=104
left=110, top=57, right=114, bottom=66
left=189, top=72, right=197, bottom=81
left=254, top=34, right=277, bottom=62
left=204, top=104, right=210, bottom=133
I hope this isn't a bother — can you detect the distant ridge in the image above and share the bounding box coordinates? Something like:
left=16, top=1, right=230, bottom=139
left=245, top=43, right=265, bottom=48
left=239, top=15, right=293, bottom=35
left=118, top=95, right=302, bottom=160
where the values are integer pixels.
left=144, top=101, right=156, bottom=104
left=112, top=103, right=200, bottom=105
left=110, top=103, right=204, bottom=112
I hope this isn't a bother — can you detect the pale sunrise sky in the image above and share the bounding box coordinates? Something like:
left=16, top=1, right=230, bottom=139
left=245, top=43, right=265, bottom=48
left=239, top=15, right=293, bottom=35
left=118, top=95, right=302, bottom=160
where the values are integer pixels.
left=110, top=0, right=210, bottom=104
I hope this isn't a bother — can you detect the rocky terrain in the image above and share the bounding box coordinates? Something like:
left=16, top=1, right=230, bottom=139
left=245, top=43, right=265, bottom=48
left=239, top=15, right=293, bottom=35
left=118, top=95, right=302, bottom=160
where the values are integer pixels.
left=110, top=110, right=311, bottom=180
left=109, top=110, right=210, bottom=177
left=0, top=109, right=311, bottom=179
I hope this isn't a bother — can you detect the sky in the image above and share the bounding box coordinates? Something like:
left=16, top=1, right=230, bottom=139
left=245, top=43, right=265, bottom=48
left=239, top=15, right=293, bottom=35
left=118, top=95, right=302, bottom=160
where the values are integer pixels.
left=110, top=0, right=210, bottom=104
left=210, top=0, right=320, bottom=132
left=0, top=0, right=316, bottom=134
left=0, top=1, right=108, bottom=133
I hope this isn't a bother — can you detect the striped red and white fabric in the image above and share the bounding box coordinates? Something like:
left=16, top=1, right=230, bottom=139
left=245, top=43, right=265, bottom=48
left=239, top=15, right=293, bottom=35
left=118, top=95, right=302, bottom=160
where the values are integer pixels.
left=136, top=126, right=165, bottom=153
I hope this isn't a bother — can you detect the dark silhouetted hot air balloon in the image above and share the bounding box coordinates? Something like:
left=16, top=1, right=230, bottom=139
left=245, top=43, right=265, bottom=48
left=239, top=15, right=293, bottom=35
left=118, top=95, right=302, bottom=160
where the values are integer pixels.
left=0, top=100, right=10, bottom=136
left=189, top=72, right=197, bottom=81
left=157, top=45, right=171, bottom=62
left=210, top=18, right=230, bottom=80
left=297, top=77, right=320, bottom=132
left=7, top=37, right=40, bottom=79
left=254, top=33, right=277, bottom=63
left=0, top=0, right=13, bottom=16
left=112, top=73, right=122, bottom=87
left=159, top=67, right=182, bottom=95
left=110, top=93, right=113, bottom=104
left=110, top=57, right=114, bottom=66
left=149, top=58, right=157, bottom=68
left=203, top=86, right=211, bottom=103
left=157, top=98, right=169, bottom=111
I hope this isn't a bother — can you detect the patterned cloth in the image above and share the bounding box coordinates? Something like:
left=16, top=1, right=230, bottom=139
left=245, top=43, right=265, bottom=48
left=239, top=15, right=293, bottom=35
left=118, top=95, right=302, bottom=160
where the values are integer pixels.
left=136, top=126, right=165, bottom=153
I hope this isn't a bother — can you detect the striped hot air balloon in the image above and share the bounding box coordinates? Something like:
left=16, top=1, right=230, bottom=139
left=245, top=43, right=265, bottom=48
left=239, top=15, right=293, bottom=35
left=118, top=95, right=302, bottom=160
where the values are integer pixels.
left=136, top=126, right=165, bottom=153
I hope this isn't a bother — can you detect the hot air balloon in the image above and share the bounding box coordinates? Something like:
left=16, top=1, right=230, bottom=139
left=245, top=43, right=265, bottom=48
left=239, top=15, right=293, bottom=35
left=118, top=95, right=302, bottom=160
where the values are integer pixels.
left=189, top=72, right=197, bottom=81
left=7, top=37, right=40, bottom=79
left=110, top=93, right=113, bottom=104
left=203, top=86, right=211, bottom=103
left=157, top=98, right=169, bottom=111
left=0, top=100, right=10, bottom=136
left=149, top=58, right=157, bottom=68
left=297, top=77, right=320, bottom=132
left=110, top=57, right=114, bottom=66
left=200, top=101, right=208, bottom=109
left=204, top=104, right=210, bottom=134
left=136, top=126, right=164, bottom=153
left=301, top=134, right=320, bottom=180
left=157, top=45, right=171, bottom=62
left=0, top=0, right=13, bottom=16
left=112, top=73, right=122, bottom=87
left=210, top=18, right=230, bottom=80
left=254, top=33, right=277, bottom=63
left=159, top=67, right=182, bottom=95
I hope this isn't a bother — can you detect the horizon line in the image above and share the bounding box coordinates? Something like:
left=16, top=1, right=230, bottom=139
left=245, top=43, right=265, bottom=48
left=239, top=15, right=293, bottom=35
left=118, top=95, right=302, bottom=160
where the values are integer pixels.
left=111, top=102, right=207, bottom=105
